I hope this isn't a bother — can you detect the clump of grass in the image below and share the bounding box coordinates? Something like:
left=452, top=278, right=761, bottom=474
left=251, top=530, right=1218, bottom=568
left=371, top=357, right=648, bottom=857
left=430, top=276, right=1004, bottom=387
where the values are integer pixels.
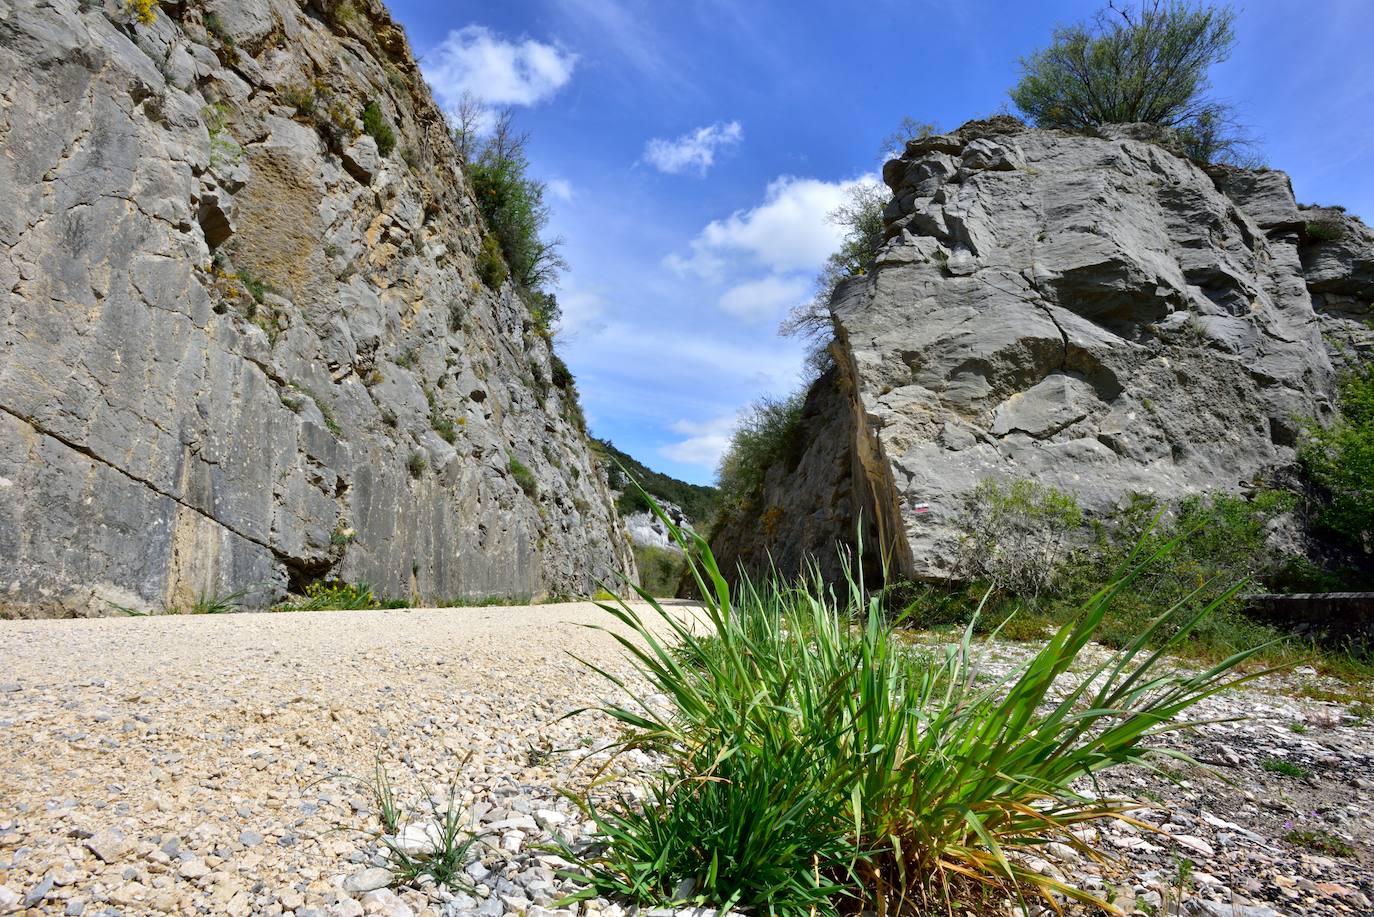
left=557, top=487, right=1271, bottom=916
left=407, top=451, right=427, bottom=479
left=276, top=580, right=379, bottom=611
left=379, top=776, right=480, bottom=892
left=1304, top=220, right=1345, bottom=243
left=1283, top=828, right=1354, bottom=857
left=1261, top=757, right=1310, bottom=779
left=361, top=100, right=396, bottom=156
left=115, top=588, right=247, bottom=616
left=508, top=453, right=537, bottom=497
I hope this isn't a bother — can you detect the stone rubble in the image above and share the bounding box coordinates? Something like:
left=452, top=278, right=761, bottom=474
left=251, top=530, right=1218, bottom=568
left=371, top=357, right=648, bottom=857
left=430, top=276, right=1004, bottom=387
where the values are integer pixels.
left=0, top=606, right=1369, bottom=916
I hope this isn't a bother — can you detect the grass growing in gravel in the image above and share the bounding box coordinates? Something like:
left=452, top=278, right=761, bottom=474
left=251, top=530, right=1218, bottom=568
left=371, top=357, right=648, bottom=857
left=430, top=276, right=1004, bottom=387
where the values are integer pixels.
left=274, top=581, right=380, bottom=611
left=559, top=493, right=1273, bottom=916
left=114, top=588, right=247, bottom=615
left=1260, top=757, right=1310, bottom=779
left=1282, top=827, right=1355, bottom=857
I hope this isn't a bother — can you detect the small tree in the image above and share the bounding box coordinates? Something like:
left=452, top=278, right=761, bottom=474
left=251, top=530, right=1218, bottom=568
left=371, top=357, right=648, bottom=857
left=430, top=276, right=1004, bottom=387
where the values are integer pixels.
left=779, top=181, right=888, bottom=350
left=455, top=107, right=568, bottom=299
left=1010, top=1, right=1249, bottom=163
left=715, top=391, right=808, bottom=513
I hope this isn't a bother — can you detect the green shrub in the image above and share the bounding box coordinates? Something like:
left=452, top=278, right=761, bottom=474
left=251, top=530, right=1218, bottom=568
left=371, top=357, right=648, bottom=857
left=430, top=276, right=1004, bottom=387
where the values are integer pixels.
left=407, top=451, right=426, bottom=479
left=559, top=495, right=1265, bottom=915
left=508, top=454, right=537, bottom=497
left=361, top=100, right=396, bottom=156
left=1301, top=358, right=1374, bottom=551
left=424, top=388, right=457, bottom=444
left=1283, top=828, right=1355, bottom=857
left=466, top=131, right=565, bottom=292
left=715, top=389, right=807, bottom=512
left=956, top=478, right=1084, bottom=597
left=631, top=543, right=687, bottom=598
left=1009, top=1, right=1248, bottom=163
left=276, top=580, right=379, bottom=611
left=1304, top=220, right=1345, bottom=243
left=476, top=233, right=508, bottom=289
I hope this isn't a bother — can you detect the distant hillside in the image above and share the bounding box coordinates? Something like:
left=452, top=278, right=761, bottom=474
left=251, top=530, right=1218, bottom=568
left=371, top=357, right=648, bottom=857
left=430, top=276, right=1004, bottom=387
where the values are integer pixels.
left=592, top=439, right=718, bottom=524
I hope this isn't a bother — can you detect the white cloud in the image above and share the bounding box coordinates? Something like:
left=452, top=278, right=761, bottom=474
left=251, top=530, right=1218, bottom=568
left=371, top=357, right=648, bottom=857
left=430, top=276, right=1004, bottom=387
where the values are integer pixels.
left=643, top=121, right=743, bottom=176
left=555, top=288, right=607, bottom=336
left=658, top=414, right=740, bottom=469
left=546, top=178, right=575, bottom=202
left=667, top=174, right=881, bottom=279
left=424, top=25, right=576, bottom=112
left=717, top=274, right=811, bottom=322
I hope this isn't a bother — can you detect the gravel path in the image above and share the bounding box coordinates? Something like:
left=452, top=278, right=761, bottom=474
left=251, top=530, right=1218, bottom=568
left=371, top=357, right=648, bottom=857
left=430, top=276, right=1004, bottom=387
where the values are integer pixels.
left=1, top=606, right=1371, bottom=916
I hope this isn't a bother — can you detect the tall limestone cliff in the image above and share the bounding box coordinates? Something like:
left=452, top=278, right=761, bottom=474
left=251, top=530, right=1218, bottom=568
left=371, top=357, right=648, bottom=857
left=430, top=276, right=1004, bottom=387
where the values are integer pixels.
left=714, top=118, right=1374, bottom=586
left=0, top=0, right=635, bottom=616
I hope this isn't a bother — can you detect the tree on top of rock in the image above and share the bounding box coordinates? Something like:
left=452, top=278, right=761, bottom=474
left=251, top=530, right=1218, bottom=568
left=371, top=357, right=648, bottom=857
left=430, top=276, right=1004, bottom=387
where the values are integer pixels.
left=1010, top=1, right=1252, bottom=163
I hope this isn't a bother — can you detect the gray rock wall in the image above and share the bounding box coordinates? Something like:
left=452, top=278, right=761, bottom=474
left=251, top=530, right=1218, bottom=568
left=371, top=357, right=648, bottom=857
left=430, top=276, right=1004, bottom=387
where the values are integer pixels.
left=714, top=118, right=1374, bottom=585
left=0, top=0, right=634, bottom=616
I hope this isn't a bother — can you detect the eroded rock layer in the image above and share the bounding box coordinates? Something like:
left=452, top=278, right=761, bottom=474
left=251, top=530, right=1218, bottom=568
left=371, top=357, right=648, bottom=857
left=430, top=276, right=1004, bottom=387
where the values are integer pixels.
left=0, top=0, right=634, bottom=616
left=719, top=119, right=1374, bottom=584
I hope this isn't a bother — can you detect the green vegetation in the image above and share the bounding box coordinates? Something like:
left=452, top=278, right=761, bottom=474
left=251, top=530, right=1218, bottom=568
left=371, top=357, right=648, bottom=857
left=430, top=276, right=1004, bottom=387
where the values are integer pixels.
left=559, top=494, right=1266, bottom=915
left=885, top=480, right=1374, bottom=681
left=1304, top=220, right=1346, bottom=243
left=407, top=451, right=427, bottom=479
left=456, top=105, right=566, bottom=313
left=381, top=783, right=478, bottom=891
left=508, top=453, right=537, bottom=497
left=361, top=100, right=396, bottom=157
left=289, top=383, right=343, bottom=438
left=114, top=588, right=247, bottom=616
left=1009, top=1, right=1250, bottom=163
left=424, top=387, right=457, bottom=444
left=1261, top=757, right=1310, bottom=779
left=476, top=233, right=508, bottom=290
left=715, top=390, right=807, bottom=513
left=631, top=543, right=688, bottom=598
left=275, top=580, right=380, bottom=612
left=594, top=439, right=717, bottom=522
left=1301, top=356, right=1374, bottom=553
left=1282, top=828, right=1355, bottom=857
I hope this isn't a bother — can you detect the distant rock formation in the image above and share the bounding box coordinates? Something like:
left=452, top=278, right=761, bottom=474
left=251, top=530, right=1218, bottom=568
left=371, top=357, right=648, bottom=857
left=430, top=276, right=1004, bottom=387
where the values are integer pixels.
left=0, top=0, right=634, bottom=616
left=714, top=118, right=1374, bottom=585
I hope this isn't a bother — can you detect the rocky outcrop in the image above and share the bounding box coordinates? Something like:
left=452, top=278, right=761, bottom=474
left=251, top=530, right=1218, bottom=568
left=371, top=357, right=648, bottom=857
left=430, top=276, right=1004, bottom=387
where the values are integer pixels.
left=0, top=0, right=634, bottom=616
left=717, top=118, right=1374, bottom=584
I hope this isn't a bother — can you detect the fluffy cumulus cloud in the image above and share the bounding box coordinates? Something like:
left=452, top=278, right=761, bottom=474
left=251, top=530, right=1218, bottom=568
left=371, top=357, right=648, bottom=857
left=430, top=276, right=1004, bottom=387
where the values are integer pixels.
left=643, top=121, right=743, bottom=176
left=424, top=25, right=576, bottom=113
left=667, top=174, right=877, bottom=280
left=717, top=274, right=812, bottom=323
left=546, top=178, right=575, bottom=202
left=658, top=414, right=740, bottom=469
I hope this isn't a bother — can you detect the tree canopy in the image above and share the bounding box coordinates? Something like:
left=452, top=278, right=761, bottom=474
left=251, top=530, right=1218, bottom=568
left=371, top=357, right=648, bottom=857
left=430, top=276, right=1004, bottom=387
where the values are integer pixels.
left=1010, top=1, right=1249, bottom=163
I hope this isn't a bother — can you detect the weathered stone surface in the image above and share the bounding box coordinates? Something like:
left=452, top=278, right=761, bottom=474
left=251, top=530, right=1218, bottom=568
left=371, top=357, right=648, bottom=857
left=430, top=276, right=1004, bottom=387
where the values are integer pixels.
left=0, top=0, right=633, bottom=615
left=719, top=119, right=1373, bottom=583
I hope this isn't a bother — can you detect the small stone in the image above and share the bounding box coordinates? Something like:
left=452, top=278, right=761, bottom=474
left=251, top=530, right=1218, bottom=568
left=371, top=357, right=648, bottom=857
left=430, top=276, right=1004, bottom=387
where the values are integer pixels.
left=65, top=900, right=86, bottom=916
left=342, top=867, right=393, bottom=894
left=0, top=886, right=19, bottom=911
left=85, top=827, right=131, bottom=863
left=330, top=898, right=365, bottom=917
left=1172, top=834, right=1215, bottom=859
left=22, top=874, right=54, bottom=908
left=178, top=857, right=210, bottom=879
left=239, top=830, right=264, bottom=846
left=359, top=887, right=415, bottom=916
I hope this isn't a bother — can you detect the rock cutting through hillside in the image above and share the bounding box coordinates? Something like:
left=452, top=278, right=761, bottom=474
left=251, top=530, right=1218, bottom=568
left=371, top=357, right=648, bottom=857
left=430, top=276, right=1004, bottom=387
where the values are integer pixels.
left=0, top=607, right=1370, bottom=916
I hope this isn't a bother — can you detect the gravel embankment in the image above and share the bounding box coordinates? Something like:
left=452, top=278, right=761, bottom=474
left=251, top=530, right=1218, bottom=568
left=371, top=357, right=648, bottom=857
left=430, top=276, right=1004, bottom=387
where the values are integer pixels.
left=0, top=605, right=1370, bottom=916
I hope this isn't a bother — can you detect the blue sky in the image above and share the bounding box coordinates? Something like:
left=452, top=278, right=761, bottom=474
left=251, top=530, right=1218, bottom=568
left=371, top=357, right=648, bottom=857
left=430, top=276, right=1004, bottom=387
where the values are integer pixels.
left=387, top=0, right=1374, bottom=485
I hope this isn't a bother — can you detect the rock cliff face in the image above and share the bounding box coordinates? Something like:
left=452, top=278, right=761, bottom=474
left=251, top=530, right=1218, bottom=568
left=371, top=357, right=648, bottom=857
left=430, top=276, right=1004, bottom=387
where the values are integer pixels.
left=0, top=0, right=634, bottom=616
left=716, top=118, right=1374, bottom=585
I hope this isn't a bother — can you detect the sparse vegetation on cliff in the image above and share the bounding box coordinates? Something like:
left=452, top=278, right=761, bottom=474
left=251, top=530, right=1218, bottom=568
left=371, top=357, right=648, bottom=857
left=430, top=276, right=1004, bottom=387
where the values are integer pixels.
left=1010, top=0, right=1251, bottom=163
left=715, top=389, right=807, bottom=515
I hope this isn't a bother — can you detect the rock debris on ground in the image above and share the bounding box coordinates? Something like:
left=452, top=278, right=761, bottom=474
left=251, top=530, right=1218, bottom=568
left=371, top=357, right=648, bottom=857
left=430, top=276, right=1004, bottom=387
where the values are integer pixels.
left=0, top=605, right=1370, bottom=916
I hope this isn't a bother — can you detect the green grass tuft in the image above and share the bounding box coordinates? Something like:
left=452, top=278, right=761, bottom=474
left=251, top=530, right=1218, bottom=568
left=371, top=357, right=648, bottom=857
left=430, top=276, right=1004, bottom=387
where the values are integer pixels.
left=556, top=487, right=1270, bottom=916
left=1260, top=757, right=1310, bottom=779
